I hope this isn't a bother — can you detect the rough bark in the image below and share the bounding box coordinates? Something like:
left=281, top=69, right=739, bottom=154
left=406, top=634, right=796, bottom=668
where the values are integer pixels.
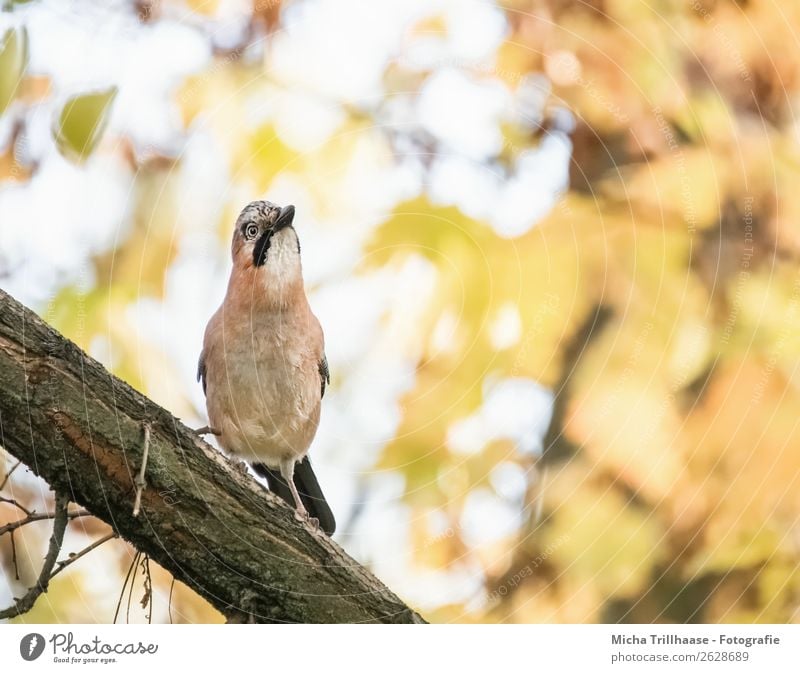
left=0, top=288, right=425, bottom=624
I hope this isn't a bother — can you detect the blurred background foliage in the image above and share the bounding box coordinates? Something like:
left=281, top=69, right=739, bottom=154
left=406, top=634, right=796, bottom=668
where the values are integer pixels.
left=2, top=0, right=800, bottom=624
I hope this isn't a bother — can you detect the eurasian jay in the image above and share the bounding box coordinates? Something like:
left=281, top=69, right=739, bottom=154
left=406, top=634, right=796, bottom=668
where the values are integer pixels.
left=197, top=200, right=335, bottom=535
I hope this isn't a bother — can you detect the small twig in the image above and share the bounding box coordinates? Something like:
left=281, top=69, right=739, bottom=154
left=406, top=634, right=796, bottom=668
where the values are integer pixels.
left=132, top=424, right=151, bottom=517
left=168, top=576, right=175, bottom=624
left=49, top=531, right=118, bottom=581
left=9, top=529, right=19, bottom=580
left=0, top=495, right=33, bottom=517
left=0, top=493, right=69, bottom=620
left=114, top=550, right=140, bottom=624
left=0, top=459, right=21, bottom=490
left=194, top=425, right=221, bottom=436
left=126, top=551, right=140, bottom=624
left=140, top=555, right=153, bottom=624
left=0, top=509, right=91, bottom=536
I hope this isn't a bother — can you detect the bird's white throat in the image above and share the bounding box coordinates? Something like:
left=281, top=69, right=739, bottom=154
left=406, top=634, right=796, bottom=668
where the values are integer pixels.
left=259, top=229, right=302, bottom=304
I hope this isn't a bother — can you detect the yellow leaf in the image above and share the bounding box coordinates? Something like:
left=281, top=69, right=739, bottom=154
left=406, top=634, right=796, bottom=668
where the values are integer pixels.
left=54, top=87, right=118, bottom=162
left=0, top=27, right=28, bottom=115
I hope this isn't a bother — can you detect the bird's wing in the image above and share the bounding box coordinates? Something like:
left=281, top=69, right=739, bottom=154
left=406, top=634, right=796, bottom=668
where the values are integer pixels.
left=197, top=350, right=207, bottom=395
left=198, top=308, right=222, bottom=396
left=318, top=354, right=330, bottom=399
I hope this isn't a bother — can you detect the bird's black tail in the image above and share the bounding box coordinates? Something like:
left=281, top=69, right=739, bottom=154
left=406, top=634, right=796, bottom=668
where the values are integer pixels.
left=252, top=458, right=336, bottom=535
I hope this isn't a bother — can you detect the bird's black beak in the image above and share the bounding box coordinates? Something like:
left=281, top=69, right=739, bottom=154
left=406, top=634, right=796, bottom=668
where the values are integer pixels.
left=274, top=204, right=295, bottom=231
left=253, top=205, right=296, bottom=267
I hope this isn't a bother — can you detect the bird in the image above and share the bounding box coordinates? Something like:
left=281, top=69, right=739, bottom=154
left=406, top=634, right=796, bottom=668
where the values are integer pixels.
left=196, top=200, right=335, bottom=535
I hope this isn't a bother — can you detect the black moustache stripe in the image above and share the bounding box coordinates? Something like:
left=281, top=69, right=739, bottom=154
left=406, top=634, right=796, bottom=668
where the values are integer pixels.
left=253, top=231, right=272, bottom=267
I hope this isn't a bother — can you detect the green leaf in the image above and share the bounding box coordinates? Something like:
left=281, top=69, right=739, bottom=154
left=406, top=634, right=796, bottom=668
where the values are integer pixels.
left=53, top=86, right=118, bottom=162
left=0, top=27, right=28, bottom=115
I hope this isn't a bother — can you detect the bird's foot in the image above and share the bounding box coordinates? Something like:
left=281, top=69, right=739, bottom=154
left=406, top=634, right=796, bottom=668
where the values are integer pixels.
left=294, top=508, right=319, bottom=531
left=235, top=461, right=249, bottom=475
left=195, top=426, right=221, bottom=436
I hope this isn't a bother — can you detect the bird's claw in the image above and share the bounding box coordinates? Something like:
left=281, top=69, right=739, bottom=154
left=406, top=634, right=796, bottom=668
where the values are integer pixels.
left=195, top=425, right=221, bottom=436
left=293, top=509, right=319, bottom=531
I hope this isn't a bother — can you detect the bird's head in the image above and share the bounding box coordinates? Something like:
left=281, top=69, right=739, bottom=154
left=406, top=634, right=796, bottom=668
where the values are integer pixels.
left=231, top=200, right=300, bottom=267
left=229, top=200, right=304, bottom=305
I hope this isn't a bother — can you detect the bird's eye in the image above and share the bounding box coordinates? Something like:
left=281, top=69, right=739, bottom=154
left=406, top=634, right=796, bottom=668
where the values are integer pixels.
left=245, top=224, right=259, bottom=240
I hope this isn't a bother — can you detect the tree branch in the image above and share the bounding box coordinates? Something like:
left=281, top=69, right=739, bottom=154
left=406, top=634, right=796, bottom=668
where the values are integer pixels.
left=0, top=507, right=91, bottom=536
left=0, top=288, right=425, bottom=623
left=0, top=492, right=69, bottom=619
left=49, top=531, right=118, bottom=581
left=0, top=459, right=21, bottom=490
left=1, top=494, right=33, bottom=516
